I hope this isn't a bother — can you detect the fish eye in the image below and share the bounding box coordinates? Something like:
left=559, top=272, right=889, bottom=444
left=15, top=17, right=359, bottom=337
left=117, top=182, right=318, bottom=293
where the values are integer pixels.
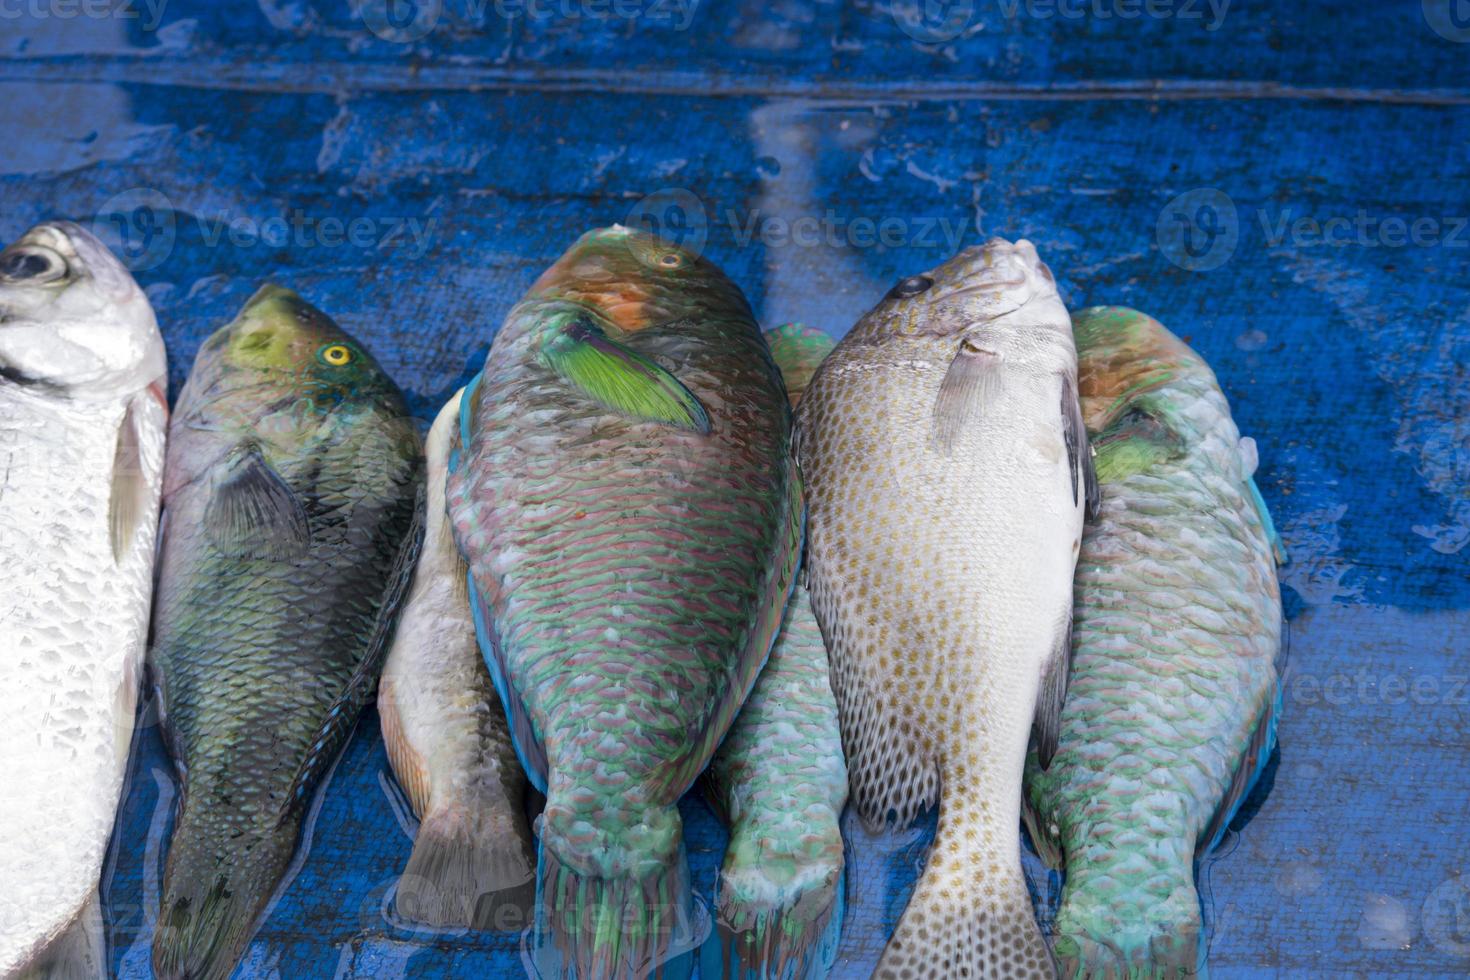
left=888, top=274, right=933, bottom=299
left=318, top=344, right=353, bottom=366
left=657, top=252, right=684, bottom=269
left=0, top=246, right=68, bottom=285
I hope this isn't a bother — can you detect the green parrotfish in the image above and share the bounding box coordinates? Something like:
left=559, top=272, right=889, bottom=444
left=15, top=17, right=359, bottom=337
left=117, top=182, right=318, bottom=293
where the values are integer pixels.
left=1023, top=306, right=1284, bottom=979
left=149, top=286, right=424, bottom=980
left=446, top=227, right=802, bottom=979
left=703, top=323, right=849, bottom=980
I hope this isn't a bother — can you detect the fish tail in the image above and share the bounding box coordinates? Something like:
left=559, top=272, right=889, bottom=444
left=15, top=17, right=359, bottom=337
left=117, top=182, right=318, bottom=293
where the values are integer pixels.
left=530, top=804, right=701, bottom=979
left=396, top=803, right=537, bottom=933
left=16, top=892, right=107, bottom=980
left=875, top=789, right=1054, bottom=980
left=152, top=803, right=298, bottom=980
left=702, top=813, right=846, bottom=980
left=1051, top=853, right=1204, bottom=980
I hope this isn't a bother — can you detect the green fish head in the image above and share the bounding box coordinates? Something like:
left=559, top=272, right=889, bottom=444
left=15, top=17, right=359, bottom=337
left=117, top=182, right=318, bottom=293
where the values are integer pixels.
left=192, top=284, right=402, bottom=419
left=521, top=225, right=752, bottom=335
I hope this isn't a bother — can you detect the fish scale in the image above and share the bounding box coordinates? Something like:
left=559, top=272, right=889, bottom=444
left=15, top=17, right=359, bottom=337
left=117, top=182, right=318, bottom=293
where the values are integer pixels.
left=1023, top=307, right=1282, bottom=979
left=150, top=286, right=422, bottom=980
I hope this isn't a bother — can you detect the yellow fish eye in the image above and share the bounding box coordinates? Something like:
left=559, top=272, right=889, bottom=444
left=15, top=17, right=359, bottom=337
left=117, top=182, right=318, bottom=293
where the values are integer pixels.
left=657, top=252, right=683, bottom=269
left=319, top=344, right=353, bottom=366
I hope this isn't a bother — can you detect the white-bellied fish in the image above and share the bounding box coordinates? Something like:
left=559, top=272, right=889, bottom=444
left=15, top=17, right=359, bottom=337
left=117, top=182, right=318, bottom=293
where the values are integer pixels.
left=1023, top=307, right=1284, bottom=979
left=798, top=239, right=1096, bottom=978
left=380, top=388, right=536, bottom=933
left=0, top=221, right=167, bottom=978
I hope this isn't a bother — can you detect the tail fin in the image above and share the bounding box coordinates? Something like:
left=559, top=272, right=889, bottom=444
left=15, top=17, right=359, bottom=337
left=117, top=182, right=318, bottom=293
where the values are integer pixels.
left=396, top=804, right=537, bottom=933
left=151, top=807, right=299, bottom=980
left=17, top=893, right=107, bottom=980
left=701, top=815, right=845, bottom=980
left=1051, top=877, right=1205, bottom=980
left=874, top=801, right=1054, bottom=980
left=529, top=806, right=702, bottom=980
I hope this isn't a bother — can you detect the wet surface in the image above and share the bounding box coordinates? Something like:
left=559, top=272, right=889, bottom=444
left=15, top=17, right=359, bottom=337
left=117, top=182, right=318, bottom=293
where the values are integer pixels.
left=2, top=1, right=1468, bottom=976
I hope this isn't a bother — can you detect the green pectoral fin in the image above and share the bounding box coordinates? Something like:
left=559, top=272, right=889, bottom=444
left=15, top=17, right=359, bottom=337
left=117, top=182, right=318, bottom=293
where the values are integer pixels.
left=1091, top=405, right=1187, bottom=485
left=543, top=316, right=710, bottom=433
left=204, top=444, right=311, bottom=560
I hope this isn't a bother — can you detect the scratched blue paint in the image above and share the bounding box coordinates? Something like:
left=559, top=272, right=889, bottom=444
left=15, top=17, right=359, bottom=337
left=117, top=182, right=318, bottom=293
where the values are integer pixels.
left=2, top=1, right=1468, bottom=977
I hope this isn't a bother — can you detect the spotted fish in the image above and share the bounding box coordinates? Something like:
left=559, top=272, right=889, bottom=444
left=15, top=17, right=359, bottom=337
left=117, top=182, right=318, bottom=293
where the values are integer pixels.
left=798, top=239, right=1097, bottom=979
left=149, top=286, right=424, bottom=980
left=1023, top=307, right=1284, bottom=979
left=446, top=227, right=802, bottom=978
left=379, top=388, right=536, bottom=932
left=0, top=221, right=167, bottom=979
left=703, top=324, right=849, bottom=980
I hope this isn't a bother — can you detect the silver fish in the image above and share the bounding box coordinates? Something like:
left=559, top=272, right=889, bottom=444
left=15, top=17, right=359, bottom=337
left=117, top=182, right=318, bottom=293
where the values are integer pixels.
left=379, top=388, right=536, bottom=932
left=798, top=239, right=1096, bottom=978
left=0, top=221, right=167, bottom=977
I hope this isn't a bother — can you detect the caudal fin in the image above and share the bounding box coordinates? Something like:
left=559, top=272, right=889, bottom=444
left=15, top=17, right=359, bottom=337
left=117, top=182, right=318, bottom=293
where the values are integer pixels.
left=1051, top=870, right=1205, bottom=980
left=701, top=815, right=845, bottom=980
left=874, top=807, right=1054, bottom=980
left=151, top=810, right=298, bottom=980
left=18, top=893, right=107, bottom=980
left=396, top=804, right=536, bottom=933
left=529, top=808, right=702, bottom=980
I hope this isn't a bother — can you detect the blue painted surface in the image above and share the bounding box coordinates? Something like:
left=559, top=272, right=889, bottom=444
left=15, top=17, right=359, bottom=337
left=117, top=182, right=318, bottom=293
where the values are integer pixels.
left=2, top=1, right=1468, bottom=976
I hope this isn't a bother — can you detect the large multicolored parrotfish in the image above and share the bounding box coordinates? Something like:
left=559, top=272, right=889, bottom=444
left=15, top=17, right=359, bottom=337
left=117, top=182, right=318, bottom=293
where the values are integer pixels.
left=702, top=324, right=849, bottom=980
left=799, top=239, right=1098, bottom=980
left=379, top=388, right=536, bottom=932
left=445, top=227, right=803, bottom=979
left=150, top=286, right=424, bottom=980
left=1023, top=306, right=1284, bottom=980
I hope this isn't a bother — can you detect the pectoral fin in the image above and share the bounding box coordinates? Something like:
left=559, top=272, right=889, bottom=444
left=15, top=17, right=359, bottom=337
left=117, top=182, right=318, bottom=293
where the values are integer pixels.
left=204, top=445, right=311, bottom=560
left=1091, top=405, right=1187, bottom=485
left=542, top=314, right=709, bottom=432
left=109, top=393, right=161, bottom=564
left=1061, top=372, right=1100, bottom=517
left=931, top=339, right=1004, bottom=454
left=1032, top=610, right=1073, bottom=770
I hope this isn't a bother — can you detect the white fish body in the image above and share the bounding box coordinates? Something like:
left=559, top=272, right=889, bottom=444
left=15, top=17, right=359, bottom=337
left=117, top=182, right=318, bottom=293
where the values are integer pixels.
left=798, top=239, right=1094, bottom=978
left=0, top=222, right=167, bottom=977
left=378, top=389, right=535, bottom=932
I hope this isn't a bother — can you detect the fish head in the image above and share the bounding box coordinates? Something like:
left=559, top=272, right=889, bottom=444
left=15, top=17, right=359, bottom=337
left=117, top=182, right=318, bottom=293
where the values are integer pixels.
left=857, top=237, right=1071, bottom=360
left=520, top=224, right=752, bottom=334
left=189, top=284, right=401, bottom=416
left=0, top=220, right=164, bottom=397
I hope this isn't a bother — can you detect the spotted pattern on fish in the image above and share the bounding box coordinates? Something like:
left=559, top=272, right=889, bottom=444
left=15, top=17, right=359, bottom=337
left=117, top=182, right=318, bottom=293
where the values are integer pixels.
left=800, top=239, right=1086, bottom=979
left=1023, top=307, right=1282, bottom=979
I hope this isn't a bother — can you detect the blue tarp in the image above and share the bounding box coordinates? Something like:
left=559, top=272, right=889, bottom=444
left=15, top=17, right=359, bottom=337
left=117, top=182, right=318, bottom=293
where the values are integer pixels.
left=3, top=2, right=1467, bottom=976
